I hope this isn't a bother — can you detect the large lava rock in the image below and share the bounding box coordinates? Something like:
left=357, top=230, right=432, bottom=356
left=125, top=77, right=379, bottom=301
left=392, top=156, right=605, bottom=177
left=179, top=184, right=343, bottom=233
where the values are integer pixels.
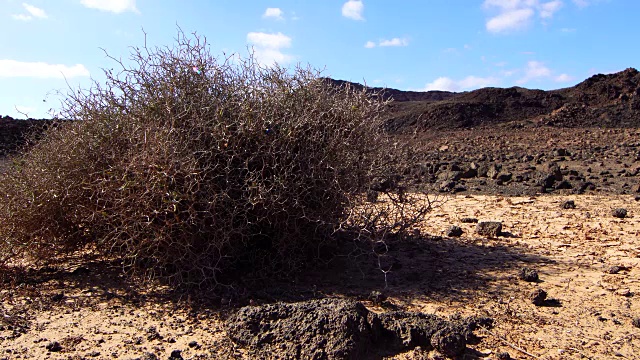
left=226, top=299, right=374, bottom=359
left=225, top=298, right=492, bottom=359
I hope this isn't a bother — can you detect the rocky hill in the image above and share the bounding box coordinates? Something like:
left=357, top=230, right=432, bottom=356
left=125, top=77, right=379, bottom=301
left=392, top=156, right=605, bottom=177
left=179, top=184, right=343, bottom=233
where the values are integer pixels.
left=2, top=68, right=640, bottom=156
left=340, top=68, right=640, bottom=132
left=0, top=116, right=53, bottom=156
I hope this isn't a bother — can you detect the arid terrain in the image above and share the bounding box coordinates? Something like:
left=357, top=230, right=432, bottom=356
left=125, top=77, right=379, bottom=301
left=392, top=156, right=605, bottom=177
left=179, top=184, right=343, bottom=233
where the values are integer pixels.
left=1, top=69, right=640, bottom=359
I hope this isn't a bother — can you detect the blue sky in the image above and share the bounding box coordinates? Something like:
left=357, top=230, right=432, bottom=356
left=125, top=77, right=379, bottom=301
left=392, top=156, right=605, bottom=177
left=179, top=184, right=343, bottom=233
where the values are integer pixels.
left=1, top=0, right=638, bottom=118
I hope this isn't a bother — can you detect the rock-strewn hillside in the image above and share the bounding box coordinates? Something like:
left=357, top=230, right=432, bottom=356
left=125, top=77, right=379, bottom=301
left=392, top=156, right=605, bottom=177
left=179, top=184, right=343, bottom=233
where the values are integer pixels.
left=330, top=68, right=640, bottom=131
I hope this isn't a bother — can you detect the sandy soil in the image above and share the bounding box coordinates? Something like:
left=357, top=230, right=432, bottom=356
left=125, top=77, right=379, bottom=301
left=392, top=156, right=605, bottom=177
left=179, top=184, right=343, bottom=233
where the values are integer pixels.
left=1, top=193, right=639, bottom=359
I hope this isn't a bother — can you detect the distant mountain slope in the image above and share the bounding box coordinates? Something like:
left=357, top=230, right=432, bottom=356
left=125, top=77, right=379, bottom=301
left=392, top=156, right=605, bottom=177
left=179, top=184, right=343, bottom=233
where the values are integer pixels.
left=329, top=68, right=640, bottom=131
left=2, top=68, right=640, bottom=157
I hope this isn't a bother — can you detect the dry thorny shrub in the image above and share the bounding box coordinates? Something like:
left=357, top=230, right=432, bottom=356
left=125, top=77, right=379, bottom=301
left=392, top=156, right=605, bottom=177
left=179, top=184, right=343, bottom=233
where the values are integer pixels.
left=0, top=31, right=435, bottom=288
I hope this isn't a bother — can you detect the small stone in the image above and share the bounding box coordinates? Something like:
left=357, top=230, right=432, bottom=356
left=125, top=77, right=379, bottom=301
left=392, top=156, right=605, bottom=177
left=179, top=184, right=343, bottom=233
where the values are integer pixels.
left=612, top=208, right=628, bottom=218
left=561, top=200, right=576, bottom=209
left=530, top=289, right=547, bottom=306
left=140, top=353, right=158, bottom=360
left=476, top=221, right=502, bottom=238
left=496, top=352, right=512, bottom=360
left=607, top=266, right=622, bottom=274
left=446, top=225, right=463, bottom=237
left=87, top=351, right=101, bottom=358
left=632, top=317, right=640, bottom=329
left=460, top=217, right=478, bottom=223
left=430, top=329, right=466, bottom=358
left=518, top=268, right=539, bottom=282
left=169, top=350, right=183, bottom=360
left=616, top=288, right=632, bottom=297
left=45, top=341, right=62, bottom=352
left=188, top=340, right=200, bottom=348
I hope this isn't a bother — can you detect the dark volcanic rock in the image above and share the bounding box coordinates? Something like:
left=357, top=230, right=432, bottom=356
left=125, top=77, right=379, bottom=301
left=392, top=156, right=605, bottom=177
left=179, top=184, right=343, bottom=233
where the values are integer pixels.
left=518, top=268, right=539, bottom=282
left=225, top=298, right=491, bottom=359
left=460, top=217, right=479, bottom=224
left=476, top=221, right=502, bottom=238
left=225, top=299, right=374, bottom=359
left=45, top=341, right=62, bottom=352
left=530, top=289, right=547, bottom=306
left=612, top=208, right=628, bottom=218
left=561, top=200, right=576, bottom=209
left=446, top=225, right=463, bottom=237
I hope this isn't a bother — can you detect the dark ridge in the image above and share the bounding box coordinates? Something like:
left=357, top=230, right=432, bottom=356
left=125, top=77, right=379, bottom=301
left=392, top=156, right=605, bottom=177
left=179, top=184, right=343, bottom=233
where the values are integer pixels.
left=321, top=78, right=459, bottom=102
left=382, top=67, right=640, bottom=132
left=0, top=115, right=56, bottom=156
left=3, top=68, right=640, bottom=156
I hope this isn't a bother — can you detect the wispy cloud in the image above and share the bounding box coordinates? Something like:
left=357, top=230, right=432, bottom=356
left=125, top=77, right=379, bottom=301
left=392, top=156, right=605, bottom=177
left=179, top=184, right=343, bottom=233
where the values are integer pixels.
left=80, top=0, right=138, bottom=14
left=486, top=8, right=534, bottom=33
left=364, top=37, right=409, bottom=48
left=11, top=3, right=48, bottom=21
left=483, top=0, right=565, bottom=33
left=0, top=60, right=90, bottom=79
left=421, top=75, right=499, bottom=92
left=364, top=41, right=376, bottom=49
left=342, top=0, right=364, bottom=21
left=554, top=73, right=574, bottom=82
left=263, top=7, right=284, bottom=20
left=246, top=32, right=293, bottom=65
left=518, top=60, right=573, bottom=84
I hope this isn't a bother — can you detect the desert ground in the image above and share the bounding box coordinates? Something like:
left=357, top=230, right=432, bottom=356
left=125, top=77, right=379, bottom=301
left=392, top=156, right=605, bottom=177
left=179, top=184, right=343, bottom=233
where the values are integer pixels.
left=1, top=124, right=639, bottom=360
left=2, top=69, right=640, bottom=359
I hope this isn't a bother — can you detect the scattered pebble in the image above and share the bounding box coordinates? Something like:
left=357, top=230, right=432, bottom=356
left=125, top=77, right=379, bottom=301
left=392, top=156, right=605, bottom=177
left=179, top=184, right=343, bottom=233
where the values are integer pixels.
left=518, top=267, right=539, bottom=282
left=45, top=341, right=62, bottom=352
left=612, top=208, right=628, bottom=218
left=460, top=217, right=478, bottom=223
left=169, top=349, right=183, bottom=360
left=446, top=225, right=463, bottom=237
left=607, top=265, right=622, bottom=274
left=561, top=200, right=576, bottom=209
left=530, top=289, right=547, bottom=306
left=476, top=221, right=502, bottom=238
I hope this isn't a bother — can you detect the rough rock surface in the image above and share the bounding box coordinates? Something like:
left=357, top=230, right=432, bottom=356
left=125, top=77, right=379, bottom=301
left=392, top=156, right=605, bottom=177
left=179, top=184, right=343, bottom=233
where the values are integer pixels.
left=225, top=298, right=491, bottom=359
left=476, top=221, right=502, bottom=238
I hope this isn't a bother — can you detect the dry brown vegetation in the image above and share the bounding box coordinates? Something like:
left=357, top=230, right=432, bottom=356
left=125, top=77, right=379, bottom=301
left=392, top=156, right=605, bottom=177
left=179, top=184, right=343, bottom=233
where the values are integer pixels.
left=0, top=31, right=430, bottom=288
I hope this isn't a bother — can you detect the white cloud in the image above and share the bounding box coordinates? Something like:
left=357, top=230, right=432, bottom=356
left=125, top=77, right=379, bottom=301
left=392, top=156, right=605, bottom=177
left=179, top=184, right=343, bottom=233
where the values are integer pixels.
left=572, top=0, right=589, bottom=7
left=80, top=0, right=138, bottom=14
left=247, top=32, right=291, bottom=49
left=379, top=38, right=409, bottom=47
left=246, top=32, right=293, bottom=65
left=540, top=0, right=563, bottom=18
left=555, top=73, right=573, bottom=82
left=12, top=14, right=32, bottom=21
left=24, top=3, right=47, bottom=18
left=483, top=0, right=565, bottom=33
left=342, top=0, right=364, bottom=21
left=11, top=3, right=48, bottom=21
left=421, top=75, right=499, bottom=92
left=519, top=60, right=551, bottom=83
left=518, top=60, right=572, bottom=84
left=486, top=8, right=534, bottom=32
left=0, top=60, right=90, bottom=79
left=364, top=38, right=409, bottom=48
left=263, top=7, right=284, bottom=20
